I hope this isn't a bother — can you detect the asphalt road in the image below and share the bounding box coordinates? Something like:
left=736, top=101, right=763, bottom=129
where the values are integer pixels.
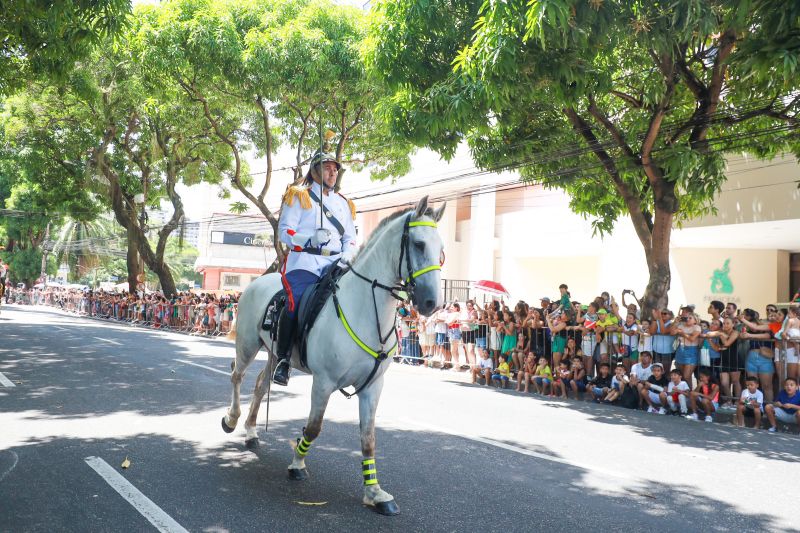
left=1, top=304, right=798, bottom=533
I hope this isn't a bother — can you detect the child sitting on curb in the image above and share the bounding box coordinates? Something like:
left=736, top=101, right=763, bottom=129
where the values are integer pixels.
left=604, top=365, right=629, bottom=404
left=492, top=359, right=511, bottom=389
left=471, top=350, right=494, bottom=386
left=516, top=353, right=536, bottom=393
left=736, top=376, right=764, bottom=428
left=590, top=362, right=613, bottom=402
left=665, top=369, right=690, bottom=415
left=553, top=360, right=571, bottom=398
left=687, top=370, right=719, bottom=422
left=532, top=356, right=553, bottom=395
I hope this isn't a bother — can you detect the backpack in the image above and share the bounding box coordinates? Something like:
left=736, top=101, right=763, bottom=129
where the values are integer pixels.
left=619, top=383, right=639, bottom=409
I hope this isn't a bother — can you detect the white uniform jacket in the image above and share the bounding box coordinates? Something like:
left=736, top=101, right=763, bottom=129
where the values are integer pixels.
left=278, top=182, right=357, bottom=277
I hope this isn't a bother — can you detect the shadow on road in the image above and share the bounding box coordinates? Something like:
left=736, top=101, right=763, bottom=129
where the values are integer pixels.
left=445, top=379, right=800, bottom=464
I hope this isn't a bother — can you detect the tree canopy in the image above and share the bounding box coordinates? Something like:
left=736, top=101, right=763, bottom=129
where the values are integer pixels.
left=134, top=0, right=413, bottom=267
left=368, top=0, right=800, bottom=311
left=0, top=0, right=132, bottom=94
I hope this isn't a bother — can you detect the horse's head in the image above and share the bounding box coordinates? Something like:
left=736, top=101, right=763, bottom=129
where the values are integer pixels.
left=403, top=196, right=446, bottom=317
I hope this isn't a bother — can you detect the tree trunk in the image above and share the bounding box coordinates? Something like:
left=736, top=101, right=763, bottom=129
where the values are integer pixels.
left=125, top=226, right=141, bottom=294
left=640, top=205, right=674, bottom=319
left=149, top=260, right=177, bottom=297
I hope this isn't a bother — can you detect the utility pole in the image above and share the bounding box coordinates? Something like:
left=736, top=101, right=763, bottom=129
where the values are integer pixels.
left=40, top=221, right=51, bottom=282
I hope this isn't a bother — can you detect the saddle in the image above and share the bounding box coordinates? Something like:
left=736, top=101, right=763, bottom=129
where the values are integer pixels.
left=262, top=262, right=347, bottom=368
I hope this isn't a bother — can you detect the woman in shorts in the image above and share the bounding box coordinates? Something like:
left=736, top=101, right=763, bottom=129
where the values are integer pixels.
left=447, top=303, right=464, bottom=370
left=461, top=300, right=479, bottom=367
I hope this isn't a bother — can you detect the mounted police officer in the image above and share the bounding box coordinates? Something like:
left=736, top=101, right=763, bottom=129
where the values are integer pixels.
left=273, top=150, right=358, bottom=385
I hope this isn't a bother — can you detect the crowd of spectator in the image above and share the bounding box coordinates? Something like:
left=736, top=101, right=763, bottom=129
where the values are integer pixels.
left=4, top=285, right=238, bottom=336
left=396, top=285, right=800, bottom=432
left=7, top=276, right=800, bottom=432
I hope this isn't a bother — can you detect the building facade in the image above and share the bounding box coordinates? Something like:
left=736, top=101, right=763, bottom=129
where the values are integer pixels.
left=194, top=213, right=276, bottom=291
left=353, top=154, right=800, bottom=311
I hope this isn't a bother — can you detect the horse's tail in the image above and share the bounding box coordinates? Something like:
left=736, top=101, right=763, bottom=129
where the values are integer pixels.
left=227, top=315, right=237, bottom=341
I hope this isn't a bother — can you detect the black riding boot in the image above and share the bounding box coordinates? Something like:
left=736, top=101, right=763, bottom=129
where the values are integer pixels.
left=273, top=308, right=295, bottom=386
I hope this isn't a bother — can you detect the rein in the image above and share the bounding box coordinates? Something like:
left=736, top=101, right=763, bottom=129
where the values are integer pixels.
left=335, top=214, right=442, bottom=399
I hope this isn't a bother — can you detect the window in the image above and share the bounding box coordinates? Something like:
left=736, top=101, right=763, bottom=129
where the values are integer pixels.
left=222, top=274, right=241, bottom=287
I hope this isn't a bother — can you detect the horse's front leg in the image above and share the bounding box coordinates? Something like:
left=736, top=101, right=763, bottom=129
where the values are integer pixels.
left=288, top=378, right=333, bottom=480
left=359, top=375, right=400, bottom=516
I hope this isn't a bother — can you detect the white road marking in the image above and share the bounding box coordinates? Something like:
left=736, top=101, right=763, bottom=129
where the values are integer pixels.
left=93, top=337, right=122, bottom=346
left=174, top=359, right=229, bottom=376
left=0, top=451, right=19, bottom=483
left=401, top=419, right=625, bottom=480
left=84, top=456, right=189, bottom=533
left=0, top=372, right=15, bottom=388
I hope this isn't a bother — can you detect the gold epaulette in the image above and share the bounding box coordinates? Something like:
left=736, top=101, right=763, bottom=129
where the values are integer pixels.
left=282, top=186, right=312, bottom=209
left=339, top=194, right=357, bottom=220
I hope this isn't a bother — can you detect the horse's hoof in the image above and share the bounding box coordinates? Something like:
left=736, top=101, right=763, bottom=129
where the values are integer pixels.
left=221, top=417, right=235, bottom=434
left=245, top=438, right=259, bottom=449
left=373, top=499, right=400, bottom=516
left=287, top=468, right=308, bottom=481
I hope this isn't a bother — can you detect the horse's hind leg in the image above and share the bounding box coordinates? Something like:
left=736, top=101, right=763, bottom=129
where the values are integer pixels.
left=222, top=335, right=261, bottom=433
left=359, top=375, right=400, bottom=516
left=243, top=353, right=275, bottom=446
left=287, top=378, right=334, bottom=480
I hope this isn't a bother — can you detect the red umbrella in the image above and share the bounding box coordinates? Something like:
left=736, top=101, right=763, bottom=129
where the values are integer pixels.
left=471, top=280, right=510, bottom=298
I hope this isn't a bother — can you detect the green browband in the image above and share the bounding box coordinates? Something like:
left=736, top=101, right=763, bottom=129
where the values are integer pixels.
left=362, top=458, right=378, bottom=486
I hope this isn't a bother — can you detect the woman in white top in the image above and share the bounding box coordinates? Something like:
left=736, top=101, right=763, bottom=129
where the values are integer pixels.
left=621, top=313, right=640, bottom=373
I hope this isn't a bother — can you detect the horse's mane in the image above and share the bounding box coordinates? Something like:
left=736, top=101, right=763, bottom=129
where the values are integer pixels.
left=354, top=205, right=435, bottom=261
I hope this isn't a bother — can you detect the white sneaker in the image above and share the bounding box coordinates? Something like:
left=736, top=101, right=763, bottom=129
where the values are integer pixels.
left=685, top=413, right=699, bottom=421
left=704, top=416, right=713, bottom=423
left=658, top=407, right=667, bottom=415
left=647, top=406, right=658, bottom=414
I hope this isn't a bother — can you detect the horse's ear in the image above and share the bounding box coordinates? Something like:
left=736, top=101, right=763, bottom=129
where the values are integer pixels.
left=414, top=196, right=429, bottom=219
left=433, top=201, right=446, bottom=222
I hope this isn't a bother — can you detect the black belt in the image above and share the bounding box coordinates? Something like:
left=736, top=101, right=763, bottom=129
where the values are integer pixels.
left=300, top=248, right=341, bottom=257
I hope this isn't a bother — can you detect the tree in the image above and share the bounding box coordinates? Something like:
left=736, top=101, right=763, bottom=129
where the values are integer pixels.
left=0, top=91, right=101, bottom=285
left=62, top=30, right=231, bottom=295
left=135, top=0, right=412, bottom=269
left=0, top=0, right=131, bottom=95
left=368, top=0, right=800, bottom=314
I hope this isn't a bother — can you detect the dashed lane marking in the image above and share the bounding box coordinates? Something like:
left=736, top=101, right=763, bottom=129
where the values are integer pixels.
left=84, top=456, right=189, bottom=533
left=174, top=359, right=229, bottom=376
left=0, top=372, right=15, bottom=388
left=93, top=337, right=122, bottom=346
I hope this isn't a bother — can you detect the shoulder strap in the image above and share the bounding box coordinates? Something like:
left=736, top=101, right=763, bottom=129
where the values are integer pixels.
left=308, top=188, right=345, bottom=235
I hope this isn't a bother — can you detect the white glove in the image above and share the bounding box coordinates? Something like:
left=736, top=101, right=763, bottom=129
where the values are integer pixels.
left=340, top=248, right=357, bottom=265
left=311, top=228, right=331, bottom=248
left=290, top=231, right=314, bottom=248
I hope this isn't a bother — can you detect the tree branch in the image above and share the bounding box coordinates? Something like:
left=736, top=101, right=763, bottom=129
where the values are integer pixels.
left=563, top=107, right=653, bottom=253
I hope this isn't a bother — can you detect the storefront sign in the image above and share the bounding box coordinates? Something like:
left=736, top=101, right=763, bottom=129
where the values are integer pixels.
left=210, top=231, right=271, bottom=247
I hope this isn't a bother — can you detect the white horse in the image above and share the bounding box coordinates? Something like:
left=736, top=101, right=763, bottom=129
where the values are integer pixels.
left=222, top=196, right=445, bottom=515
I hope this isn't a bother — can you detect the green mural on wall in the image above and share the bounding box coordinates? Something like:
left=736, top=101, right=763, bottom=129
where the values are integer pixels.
left=710, top=259, right=734, bottom=294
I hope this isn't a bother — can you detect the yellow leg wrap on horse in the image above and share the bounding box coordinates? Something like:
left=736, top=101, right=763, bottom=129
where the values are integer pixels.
left=296, top=436, right=313, bottom=457
left=362, top=458, right=378, bottom=486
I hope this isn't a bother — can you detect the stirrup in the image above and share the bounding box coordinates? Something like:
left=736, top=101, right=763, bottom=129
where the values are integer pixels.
left=272, top=359, right=291, bottom=386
